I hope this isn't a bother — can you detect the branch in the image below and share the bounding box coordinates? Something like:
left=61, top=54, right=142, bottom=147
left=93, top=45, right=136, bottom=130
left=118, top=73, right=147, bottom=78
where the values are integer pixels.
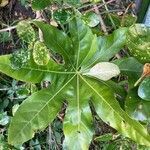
left=36, top=11, right=43, bottom=42
left=0, top=26, right=16, bottom=33
left=94, top=4, right=108, bottom=35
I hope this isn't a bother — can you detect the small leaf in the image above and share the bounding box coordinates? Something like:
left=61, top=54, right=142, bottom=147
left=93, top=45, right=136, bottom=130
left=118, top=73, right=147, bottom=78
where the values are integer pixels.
left=33, top=41, right=50, bottom=66
left=84, top=62, right=120, bottom=81
left=113, top=57, right=143, bottom=88
left=17, top=21, right=36, bottom=43
left=127, top=24, right=150, bottom=63
left=0, top=112, right=9, bottom=126
left=10, top=49, right=30, bottom=70
left=126, top=88, right=150, bottom=122
left=53, top=9, right=72, bottom=24
left=83, top=12, right=100, bottom=27
left=138, top=77, right=150, bottom=101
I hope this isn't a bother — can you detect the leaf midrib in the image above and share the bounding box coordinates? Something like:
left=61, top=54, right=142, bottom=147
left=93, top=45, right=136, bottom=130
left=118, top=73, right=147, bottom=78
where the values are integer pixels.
left=83, top=33, right=125, bottom=70
left=79, top=74, right=150, bottom=143
left=10, top=74, right=76, bottom=143
left=0, top=61, right=76, bottom=75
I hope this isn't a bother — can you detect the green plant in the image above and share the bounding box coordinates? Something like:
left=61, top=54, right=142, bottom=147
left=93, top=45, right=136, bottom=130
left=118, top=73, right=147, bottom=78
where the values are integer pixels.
left=0, top=0, right=150, bottom=149
left=0, top=14, right=150, bottom=149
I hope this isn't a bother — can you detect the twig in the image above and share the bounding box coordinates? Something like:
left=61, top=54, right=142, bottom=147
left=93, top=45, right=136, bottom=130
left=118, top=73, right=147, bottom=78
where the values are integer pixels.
left=0, top=26, right=16, bottom=33
left=85, top=0, right=115, bottom=13
left=36, top=11, right=43, bottom=42
left=102, top=0, right=116, bottom=29
left=93, top=4, right=108, bottom=35
left=48, top=125, right=53, bottom=149
left=100, top=9, right=125, bottom=15
left=121, top=2, right=133, bottom=26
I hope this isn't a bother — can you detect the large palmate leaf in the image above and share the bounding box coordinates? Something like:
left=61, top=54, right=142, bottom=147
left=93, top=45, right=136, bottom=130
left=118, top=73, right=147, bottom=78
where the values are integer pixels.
left=0, top=19, right=150, bottom=148
left=34, top=21, right=73, bottom=66
left=82, top=27, right=127, bottom=70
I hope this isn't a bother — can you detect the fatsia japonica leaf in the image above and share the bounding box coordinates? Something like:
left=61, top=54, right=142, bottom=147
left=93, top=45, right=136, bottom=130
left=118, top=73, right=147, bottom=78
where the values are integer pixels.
left=97, top=27, right=127, bottom=62
left=82, top=27, right=127, bottom=70
left=82, top=77, right=150, bottom=146
left=63, top=76, right=94, bottom=150
left=33, top=21, right=73, bottom=66
left=69, top=18, right=98, bottom=69
left=0, top=55, right=65, bottom=83
left=8, top=75, right=74, bottom=145
left=0, top=18, right=150, bottom=148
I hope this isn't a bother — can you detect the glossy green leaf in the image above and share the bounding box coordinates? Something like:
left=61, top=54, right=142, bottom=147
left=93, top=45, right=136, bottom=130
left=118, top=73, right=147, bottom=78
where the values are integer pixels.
left=8, top=86, right=64, bottom=145
left=53, top=9, right=72, bottom=24
left=126, top=88, right=150, bottom=122
left=0, top=19, right=150, bottom=148
left=33, top=41, right=50, bottom=66
left=33, top=21, right=73, bottom=66
left=83, top=27, right=127, bottom=70
left=63, top=76, right=94, bottom=150
left=113, top=57, right=143, bottom=88
left=127, top=24, right=150, bottom=63
left=0, top=112, right=9, bottom=126
left=97, top=27, right=127, bottom=61
left=83, top=12, right=100, bottom=27
left=0, top=55, right=65, bottom=83
left=81, top=76, right=150, bottom=146
left=138, top=78, right=150, bottom=101
left=31, top=0, right=52, bottom=10
left=69, top=17, right=98, bottom=69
